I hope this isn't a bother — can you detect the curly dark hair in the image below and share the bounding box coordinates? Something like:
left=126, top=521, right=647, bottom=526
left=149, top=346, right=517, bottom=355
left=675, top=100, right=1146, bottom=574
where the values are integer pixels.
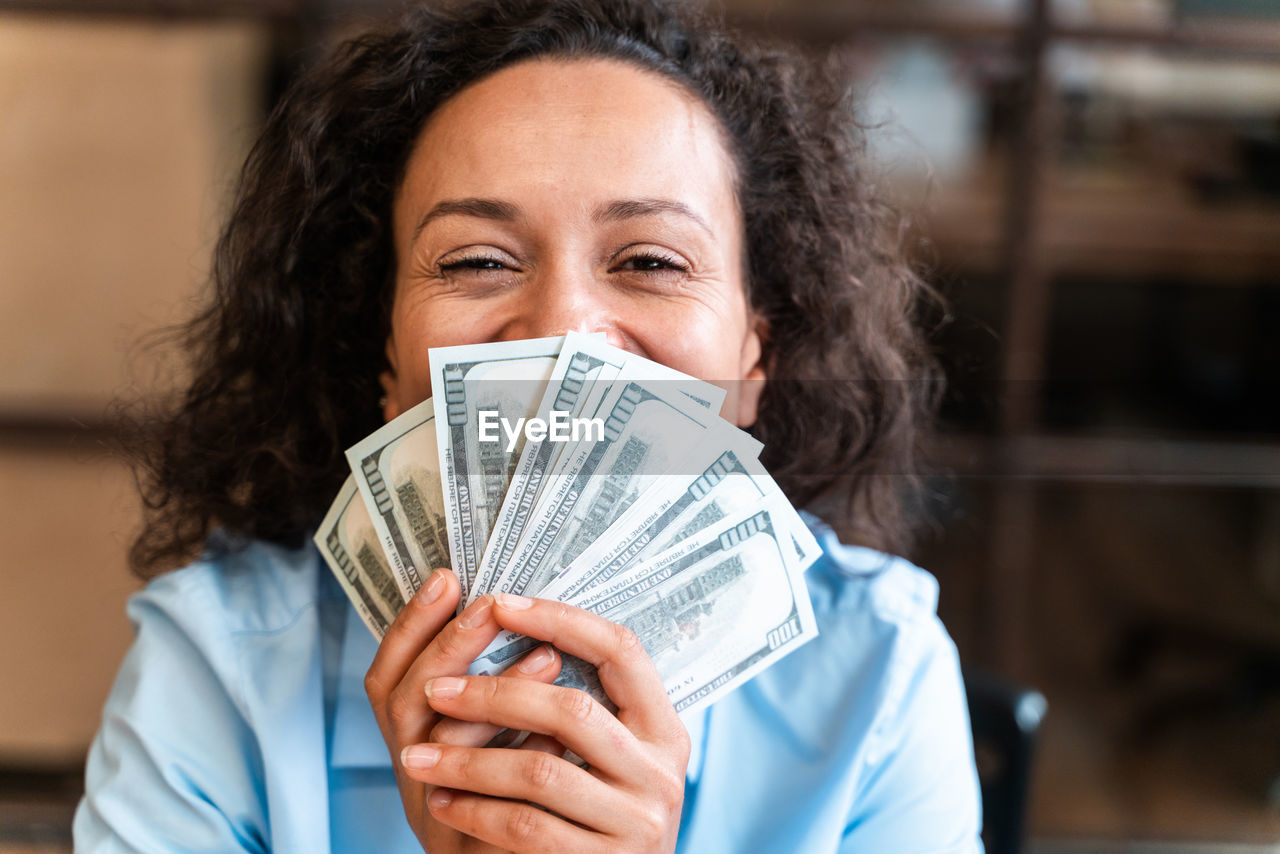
left=123, top=0, right=940, bottom=575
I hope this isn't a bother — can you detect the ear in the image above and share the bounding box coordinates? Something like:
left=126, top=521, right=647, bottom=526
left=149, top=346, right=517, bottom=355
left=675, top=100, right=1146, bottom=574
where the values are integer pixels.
left=378, top=335, right=403, bottom=422
left=734, top=313, right=769, bottom=428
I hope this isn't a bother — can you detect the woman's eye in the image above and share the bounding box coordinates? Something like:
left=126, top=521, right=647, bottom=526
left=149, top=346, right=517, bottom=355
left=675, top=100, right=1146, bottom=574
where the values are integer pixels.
left=616, top=252, right=688, bottom=274
left=430, top=253, right=521, bottom=293
left=440, top=256, right=506, bottom=272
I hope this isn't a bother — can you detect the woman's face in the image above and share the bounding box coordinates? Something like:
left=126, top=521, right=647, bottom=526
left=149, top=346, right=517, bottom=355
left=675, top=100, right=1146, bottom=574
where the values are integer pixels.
left=381, top=57, right=766, bottom=426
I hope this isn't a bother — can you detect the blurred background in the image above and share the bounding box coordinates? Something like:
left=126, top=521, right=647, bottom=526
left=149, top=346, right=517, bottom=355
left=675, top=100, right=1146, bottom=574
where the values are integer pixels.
left=1, top=0, right=1277, bottom=851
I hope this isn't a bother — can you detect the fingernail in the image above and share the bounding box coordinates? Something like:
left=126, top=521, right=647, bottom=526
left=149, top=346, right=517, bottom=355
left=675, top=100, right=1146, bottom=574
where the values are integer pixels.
left=497, top=593, right=533, bottom=610
left=458, top=596, right=492, bottom=629
left=425, top=676, right=465, bottom=699
left=428, top=788, right=453, bottom=809
left=419, top=569, right=447, bottom=605
left=517, top=644, right=554, bottom=673
left=401, top=744, right=440, bottom=769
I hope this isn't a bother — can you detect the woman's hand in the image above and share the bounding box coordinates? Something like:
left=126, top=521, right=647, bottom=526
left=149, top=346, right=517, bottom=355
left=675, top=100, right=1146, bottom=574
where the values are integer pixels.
left=365, top=570, right=565, bottom=853
left=398, top=593, right=692, bottom=854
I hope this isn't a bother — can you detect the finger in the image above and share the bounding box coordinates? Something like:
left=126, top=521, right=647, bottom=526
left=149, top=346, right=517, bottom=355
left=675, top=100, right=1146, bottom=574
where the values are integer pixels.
left=428, top=788, right=594, bottom=853
left=426, top=786, right=599, bottom=854
left=492, top=595, right=677, bottom=741
left=398, top=594, right=502, bottom=691
left=430, top=645, right=561, bottom=748
left=386, top=594, right=502, bottom=745
left=423, top=675, right=647, bottom=781
left=520, top=733, right=565, bottom=757
left=365, top=569, right=457, bottom=716
left=402, top=743, right=626, bottom=830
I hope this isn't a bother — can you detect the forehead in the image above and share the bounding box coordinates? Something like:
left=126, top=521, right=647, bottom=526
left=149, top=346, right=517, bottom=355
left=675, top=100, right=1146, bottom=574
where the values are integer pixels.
left=394, top=57, right=739, bottom=227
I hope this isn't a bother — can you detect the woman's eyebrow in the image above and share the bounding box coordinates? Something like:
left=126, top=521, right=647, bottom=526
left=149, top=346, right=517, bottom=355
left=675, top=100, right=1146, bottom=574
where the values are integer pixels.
left=413, top=197, right=521, bottom=244
left=594, top=198, right=713, bottom=237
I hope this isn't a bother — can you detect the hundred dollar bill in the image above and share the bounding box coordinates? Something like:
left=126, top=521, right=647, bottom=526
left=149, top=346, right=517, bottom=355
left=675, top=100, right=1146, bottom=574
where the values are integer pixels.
left=475, top=334, right=731, bottom=604
left=536, top=337, right=725, bottom=476
left=514, top=415, right=751, bottom=601
left=588, top=494, right=822, bottom=609
left=534, top=349, right=622, bottom=495
left=472, top=500, right=818, bottom=716
left=538, top=427, right=771, bottom=602
left=574, top=500, right=819, bottom=713
left=491, top=368, right=725, bottom=599
left=430, top=337, right=562, bottom=597
left=551, top=442, right=823, bottom=605
left=346, top=397, right=450, bottom=602
left=513, top=348, right=729, bottom=542
left=617, top=350, right=728, bottom=415
left=314, top=477, right=405, bottom=640
left=469, top=332, right=627, bottom=604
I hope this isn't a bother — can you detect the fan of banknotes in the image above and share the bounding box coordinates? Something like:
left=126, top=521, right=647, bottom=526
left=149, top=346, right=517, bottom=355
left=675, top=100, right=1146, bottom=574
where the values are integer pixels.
left=315, top=331, right=819, bottom=716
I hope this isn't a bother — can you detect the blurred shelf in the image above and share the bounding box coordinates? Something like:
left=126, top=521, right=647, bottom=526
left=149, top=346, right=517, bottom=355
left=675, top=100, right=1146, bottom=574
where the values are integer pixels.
left=0, top=410, right=117, bottom=449
left=727, top=4, right=1021, bottom=46
left=1055, top=18, right=1280, bottom=58
left=728, top=4, right=1280, bottom=57
left=934, top=432, right=1280, bottom=487
left=901, top=169, right=1280, bottom=282
left=0, top=0, right=299, bottom=19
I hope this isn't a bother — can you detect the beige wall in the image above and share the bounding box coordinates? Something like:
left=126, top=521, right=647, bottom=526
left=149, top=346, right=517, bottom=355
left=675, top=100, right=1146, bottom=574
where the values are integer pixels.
left=0, top=448, right=141, bottom=762
left=0, top=13, right=269, bottom=762
left=0, top=13, right=267, bottom=410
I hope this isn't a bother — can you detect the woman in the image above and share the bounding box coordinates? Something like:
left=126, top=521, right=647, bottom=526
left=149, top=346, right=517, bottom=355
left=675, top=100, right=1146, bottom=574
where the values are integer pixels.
left=77, top=0, right=982, bottom=851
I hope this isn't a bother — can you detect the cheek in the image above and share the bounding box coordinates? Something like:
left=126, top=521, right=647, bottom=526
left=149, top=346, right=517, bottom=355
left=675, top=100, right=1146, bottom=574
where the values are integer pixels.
left=625, top=299, right=750, bottom=381
left=388, top=292, right=496, bottom=400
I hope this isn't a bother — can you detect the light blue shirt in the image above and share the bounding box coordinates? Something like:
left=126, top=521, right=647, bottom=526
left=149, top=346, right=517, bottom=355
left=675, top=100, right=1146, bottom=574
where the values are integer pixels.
left=76, top=516, right=983, bottom=852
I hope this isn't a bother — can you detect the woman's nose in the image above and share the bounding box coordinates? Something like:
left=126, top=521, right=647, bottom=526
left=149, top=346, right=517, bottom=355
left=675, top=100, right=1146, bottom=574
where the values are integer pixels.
left=505, top=267, right=619, bottom=344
